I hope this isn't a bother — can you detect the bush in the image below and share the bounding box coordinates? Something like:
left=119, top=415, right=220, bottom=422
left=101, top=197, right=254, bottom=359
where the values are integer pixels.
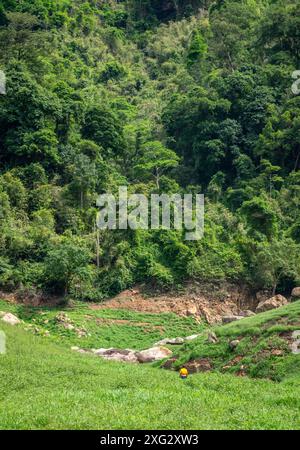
left=43, top=236, right=92, bottom=296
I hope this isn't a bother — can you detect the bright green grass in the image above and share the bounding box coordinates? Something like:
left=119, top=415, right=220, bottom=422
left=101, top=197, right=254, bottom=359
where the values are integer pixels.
left=0, top=300, right=204, bottom=350
left=171, top=301, right=300, bottom=381
left=0, top=323, right=300, bottom=430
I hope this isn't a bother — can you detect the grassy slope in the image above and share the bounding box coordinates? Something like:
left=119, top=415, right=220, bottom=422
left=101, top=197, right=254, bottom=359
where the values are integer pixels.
left=0, top=300, right=204, bottom=351
left=0, top=322, right=300, bottom=430
left=171, top=301, right=300, bottom=381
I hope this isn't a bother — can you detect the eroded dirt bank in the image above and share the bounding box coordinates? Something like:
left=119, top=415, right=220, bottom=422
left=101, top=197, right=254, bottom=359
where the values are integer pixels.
left=90, top=282, right=261, bottom=324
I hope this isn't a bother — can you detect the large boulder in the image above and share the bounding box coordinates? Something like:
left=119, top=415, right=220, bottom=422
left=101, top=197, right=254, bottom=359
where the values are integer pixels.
left=0, top=312, right=21, bottom=326
left=256, top=294, right=288, bottom=313
left=291, top=287, right=300, bottom=299
left=103, top=350, right=138, bottom=363
left=93, top=348, right=138, bottom=363
left=136, top=346, right=173, bottom=363
left=73, top=347, right=139, bottom=363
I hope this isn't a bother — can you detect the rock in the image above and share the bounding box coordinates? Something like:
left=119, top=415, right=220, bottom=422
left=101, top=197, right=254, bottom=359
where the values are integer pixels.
left=136, top=346, right=173, bottom=363
left=185, top=334, right=200, bottom=342
left=64, top=323, right=75, bottom=331
left=207, top=331, right=218, bottom=344
left=73, top=345, right=173, bottom=364
left=71, top=346, right=80, bottom=351
left=291, top=340, right=300, bottom=355
left=292, top=330, right=300, bottom=340
left=103, top=349, right=138, bottom=363
left=222, top=315, right=243, bottom=324
left=229, top=340, right=240, bottom=350
left=76, top=328, right=88, bottom=338
left=185, top=358, right=212, bottom=374
left=256, top=294, right=288, bottom=313
left=291, top=330, right=300, bottom=355
left=271, top=349, right=284, bottom=356
left=55, top=312, right=76, bottom=330
left=0, top=312, right=21, bottom=326
left=199, top=306, right=215, bottom=325
left=291, top=287, right=300, bottom=299
left=92, top=348, right=138, bottom=363
left=93, top=348, right=113, bottom=356
left=186, top=305, right=197, bottom=316
left=71, top=347, right=89, bottom=354
left=77, top=349, right=89, bottom=354
left=240, top=310, right=256, bottom=317
left=108, top=352, right=138, bottom=363
left=55, top=312, right=72, bottom=324
left=156, top=337, right=184, bottom=346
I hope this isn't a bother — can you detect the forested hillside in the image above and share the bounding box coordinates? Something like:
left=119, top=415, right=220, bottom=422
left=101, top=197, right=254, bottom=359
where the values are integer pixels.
left=0, top=0, right=300, bottom=302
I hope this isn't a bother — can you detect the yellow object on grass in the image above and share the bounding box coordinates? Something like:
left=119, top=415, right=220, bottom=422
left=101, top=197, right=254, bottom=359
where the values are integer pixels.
left=180, top=367, right=189, bottom=378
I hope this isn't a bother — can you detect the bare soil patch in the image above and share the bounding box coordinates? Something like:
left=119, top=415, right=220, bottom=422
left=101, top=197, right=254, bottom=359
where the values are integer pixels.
left=89, top=282, right=257, bottom=324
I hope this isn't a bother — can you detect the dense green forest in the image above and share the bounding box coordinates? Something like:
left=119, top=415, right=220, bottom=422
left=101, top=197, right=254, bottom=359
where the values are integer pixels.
left=0, top=0, right=300, bottom=301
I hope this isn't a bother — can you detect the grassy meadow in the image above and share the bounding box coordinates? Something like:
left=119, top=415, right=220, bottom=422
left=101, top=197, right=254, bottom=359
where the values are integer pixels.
left=0, top=300, right=300, bottom=430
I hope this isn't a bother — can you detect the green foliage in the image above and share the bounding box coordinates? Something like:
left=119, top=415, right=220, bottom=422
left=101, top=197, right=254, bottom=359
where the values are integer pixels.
left=187, top=29, right=207, bottom=66
left=0, top=0, right=299, bottom=300
left=43, top=236, right=93, bottom=296
left=134, top=141, right=180, bottom=188
left=239, top=195, right=279, bottom=240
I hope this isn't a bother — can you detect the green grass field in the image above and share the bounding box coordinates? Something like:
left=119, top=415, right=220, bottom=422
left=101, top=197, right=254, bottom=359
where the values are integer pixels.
left=0, top=322, right=300, bottom=430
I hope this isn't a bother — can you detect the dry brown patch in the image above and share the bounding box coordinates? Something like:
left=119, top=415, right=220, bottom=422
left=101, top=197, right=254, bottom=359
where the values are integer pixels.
left=89, top=283, right=256, bottom=324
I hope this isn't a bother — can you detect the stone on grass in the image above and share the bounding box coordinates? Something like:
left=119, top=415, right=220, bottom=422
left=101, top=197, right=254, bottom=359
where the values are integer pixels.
left=155, top=337, right=184, bottom=346
left=185, top=334, right=200, bottom=341
left=291, top=330, right=300, bottom=355
left=0, top=312, right=21, bottom=326
left=136, top=346, right=173, bottom=363
left=229, top=340, right=240, bottom=350
left=207, top=331, right=218, bottom=344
